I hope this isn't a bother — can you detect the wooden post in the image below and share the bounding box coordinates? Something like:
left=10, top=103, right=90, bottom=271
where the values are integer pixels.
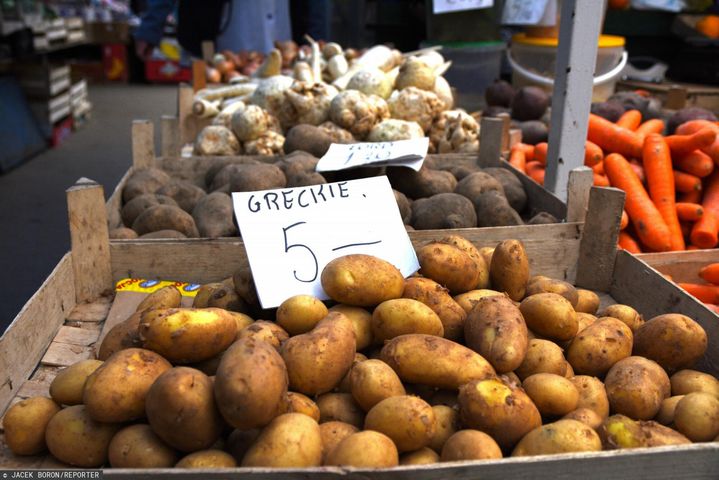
left=478, top=117, right=504, bottom=168
left=66, top=178, right=113, bottom=303
left=575, top=186, right=625, bottom=291
left=131, top=120, right=154, bottom=169
left=178, top=83, right=194, bottom=146
left=192, top=59, right=207, bottom=92
left=160, top=115, right=180, bottom=158
left=543, top=0, right=605, bottom=202
left=666, top=86, right=688, bottom=110
left=566, top=167, right=594, bottom=223
left=497, top=112, right=511, bottom=152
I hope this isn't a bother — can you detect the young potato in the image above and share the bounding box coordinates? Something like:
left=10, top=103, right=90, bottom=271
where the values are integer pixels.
left=329, top=304, right=373, bottom=350
left=84, top=348, right=171, bottom=423
left=478, top=246, right=494, bottom=267
left=108, top=424, right=178, bottom=468
left=276, top=294, right=328, bottom=335
left=281, top=312, right=356, bottom=395
left=325, top=430, right=399, bottom=467
left=215, top=337, right=288, bottom=430
left=515, top=339, right=567, bottom=380
left=336, top=353, right=368, bottom=393
left=566, top=318, right=633, bottom=377
left=316, top=393, right=365, bottom=429
left=45, top=405, right=120, bottom=467
left=522, top=373, right=579, bottom=417
left=511, top=419, right=602, bottom=456
left=489, top=239, right=529, bottom=301
left=417, top=242, right=481, bottom=294
left=140, top=308, right=238, bottom=363
left=3, top=397, right=60, bottom=455
left=372, top=298, right=444, bottom=342
left=604, top=356, right=670, bottom=420
left=380, top=334, right=495, bottom=389
left=364, top=395, right=436, bottom=452
left=453, top=289, right=503, bottom=314
left=564, top=362, right=575, bottom=378
left=97, top=312, right=142, bottom=360
left=673, top=392, right=719, bottom=441
left=402, top=277, right=467, bottom=341
left=206, top=284, right=247, bottom=312
left=192, top=283, right=225, bottom=308
left=349, top=359, right=405, bottom=411
left=242, top=413, right=322, bottom=467
left=228, top=311, right=254, bottom=333
left=440, top=430, right=502, bottom=461
left=562, top=408, right=603, bottom=430
left=321, top=254, right=405, bottom=306
left=520, top=293, right=578, bottom=341
left=429, top=405, right=459, bottom=453
left=656, top=395, right=685, bottom=425
left=438, top=234, right=490, bottom=289
left=525, top=278, right=579, bottom=307
left=278, top=391, right=321, bottom=421
left=319, top=421, right=359, bottom=463
left=49, top=359, right=103, bottom=406
left=177, top=450, right=237, bottom=468
left=671, top=369, right=719, bottom=398
left=575, top=312, right=597, bottom=334
left=600, top=414, right=690, bottom=449
left=633, top=314, right=708, bottom=372
left=575, top=289, right=600, bottom=314
left=459, top=377, right=542, bottom=449
left=464, top=295, right=528, bottom=373
left=400, top=447, right=440, bottom=465
left=236, top=320, right=289, bottom=350
left=146, top=367, right=224, bottom=452
left=136, top=285, right=182, bottom=312
left=571, top=375, right=610, bottom=418
left=598, top=304, right=643, bottom=332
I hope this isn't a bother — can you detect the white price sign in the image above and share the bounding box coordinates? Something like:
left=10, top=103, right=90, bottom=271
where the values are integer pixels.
left=316, top=138, right=429, bottom=173
left=433, top=0, right=494, bottom=14
left=501, top=0, right=552, bottom=25
left=232, top=176, right=419, bottom=308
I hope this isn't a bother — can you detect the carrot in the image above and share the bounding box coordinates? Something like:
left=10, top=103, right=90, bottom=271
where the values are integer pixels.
left=592, top=161, right=605, bottom=175
left=679, top=189, right=702, bottom=204
left=676, top=120, right=719, bottom=165
left=616, top=109, right=642, bottom=130
left=690, top=211, right=719, bottom=249
left=665, top=127, right=717, bottom=157
left=584, top=140, right=603, bottom=167
left=643, top=134, right=684, bottom=250
left=513, top=143, right=535, bottom=162
left=534, top=142, right=548, bottom=166
left=681, top=221, right=693, bottom=239
left=688, top=245, right=701, bottom=250
left=699, top=263, right=719, bottom=285
left=620, top=210, right=629, bottom=230
left=526, top=161, right=545, bottom=185
left=635, top=118, right=665, bottom=141
left=593, top=173, right=610, bottom=187
left=628, top=160, right=645, bottom=184
left=509, top=146, right=527, bottom=173
left=674, top=150, right=714, bottom=178
left=604, top=153, right=672, bottom=252
left=587, top=113, right=643, bottom=159
left=676, top=202, right=704, bottom=222
left=701, top=169, right=719, bottom=219
left=703, top=303, right=719, bottom=314
left=673, top=171, right=702, bottom=193
left=677, top=282, right=719, bottom=303
left=618, top=231, right=642, bottom=253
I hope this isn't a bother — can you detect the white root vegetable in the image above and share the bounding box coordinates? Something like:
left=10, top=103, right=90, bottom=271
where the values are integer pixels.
left=194, top=83, right=257, bottom=102
left=433, top=76, right=454, bottom=110
left=332, top=45, right=396, bottom=89
left=293, top=62, right=314, bottom=83
left=277, top=81, right=339, bottom=129
left=304, top=35, right=323, bottom=85
left=415, top=51, right=445, bottom=71
left=192, top=98, right=221, bottom=118
left=428, top=110, right=479, bottom=154
left=346, top=68, right=393, bottom=99
left=327, top=54, right=348, bottom=80
left=329, top=90, right=390, bottom=139
left=322, top=42, right=343, bottom=59
left=243, top=131, right=285, bottom=155
left=367, top=119, right=424, bottom=142
left=252, top=49, right=282, bottom=78
left=194, top=125, right=241, bottom=156
left=318, top=121, right=355, bottom=143
left=388, top=87, right=444, bottom=132
left=212, top=101, right=246, bottom=127
left=249, top=75, right=295, bottom=114
left=395, top=56, right=437, bottom=91
left=231, top=105, right=278, bottom=141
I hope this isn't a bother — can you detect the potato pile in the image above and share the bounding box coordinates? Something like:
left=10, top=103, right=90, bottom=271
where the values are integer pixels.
left=4, top=237, right=714, bottom=469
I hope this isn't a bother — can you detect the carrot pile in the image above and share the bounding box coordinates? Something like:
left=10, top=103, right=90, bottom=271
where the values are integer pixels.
left=509, top=111, right=719, bottom=253
left=676, top=263, right=719, bottom=311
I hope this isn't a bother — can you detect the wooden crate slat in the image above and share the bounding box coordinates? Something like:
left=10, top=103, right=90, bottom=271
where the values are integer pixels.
left=53, top=325, right=100, bottom=347
left=66, top=297, right=112, bottom=323
left=41, top=342, right=93, bottom=368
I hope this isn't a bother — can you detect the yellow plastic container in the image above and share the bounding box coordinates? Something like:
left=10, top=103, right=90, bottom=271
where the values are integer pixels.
left=508, top=34, right=627, bottom=102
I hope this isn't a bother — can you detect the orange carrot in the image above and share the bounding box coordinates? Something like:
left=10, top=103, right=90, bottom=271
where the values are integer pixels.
left=673, top=171, right=702, bottom=193
left=681, top=221, right=693, bottom=239
left=513, top=143, right=535, bottom=162
left=676, top=202, right=704, bottom=222
left=616, top=109, right=642, bottom=130
left=699, top=263, right=719, bottom=285
left=604, top=153, right=672, bottom=252
left=629, top=160, right=646, bottom=183
left=665, top=127, right=717, bottom=157
left=534, top=142, right=548, bottom=166
left=690, top=211, right=719, bottom=249
left=587, top=113, right=643, bottom=159
left=592, top=161, right=605, bottom=175
left=674, top=150, right=714, bottom=178
left=619, top=210, right=629, bottom=230
left=679, top=189, right=702, bottom=204
left=688, top=245, right=701, bottom=250
left=584, top=140, right=603, bottom=167
left=676, top=120, right=719, bottom=165
left=703, top=303, right=719, bottom=313
left=702, top=169, right=719, bottom=219
left=678, top=282, right=719, bottom=303
left=635, top=118, right=665, bottom=141
left=618, top=231, right=642, bottom=253
left=509, top=146, right=527, bottom=173
left=526, top=161, right=545, bottom=185
left=643, top=134, right=684, bottom=250
left=593, top=173, right=610, bottom=187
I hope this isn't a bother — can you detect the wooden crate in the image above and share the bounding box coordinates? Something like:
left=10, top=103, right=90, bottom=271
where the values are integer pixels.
left=2, top=177, right=719, bottom=477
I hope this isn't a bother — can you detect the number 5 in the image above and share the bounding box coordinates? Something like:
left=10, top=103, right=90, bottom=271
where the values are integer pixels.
left=283, top=222, right=318, bottom=283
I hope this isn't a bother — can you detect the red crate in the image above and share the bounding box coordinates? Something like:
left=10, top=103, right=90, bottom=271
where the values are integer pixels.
left=145, top=59, right=191, bottom=83
left=102, top=43, right=128, bottom=82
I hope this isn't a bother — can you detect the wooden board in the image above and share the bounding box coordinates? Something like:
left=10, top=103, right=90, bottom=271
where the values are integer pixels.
left=637, top=249, right=719, bottom=285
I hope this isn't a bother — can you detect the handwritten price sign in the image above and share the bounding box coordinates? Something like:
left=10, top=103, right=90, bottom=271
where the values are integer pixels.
left=316, top=138, right=429, bottom=173
left=433, top=0, right=494, bottom=14
left=232, top=176, right=419, bottom=308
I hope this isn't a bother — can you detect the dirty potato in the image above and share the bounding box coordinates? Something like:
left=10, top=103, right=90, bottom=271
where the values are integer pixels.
left=604, top=356, right=670, bottom=420
left=402, top=276, right=467, bottom=341
left=364, top=395, right=436, bottom=452
left=321, top=254, right=404, bottom=306
left=371, top=298, right=444, bottom=342
left=50, top=359, right=103, bottom=406
left=276, top=294, right=329, bottom=335
left=349, top=359, right=406, bottom=411
left=440, top=430, right=502, bottom=461
left=520, top=293, right=577, bottom=341
left=566, top=317, right=633, bottom=377
left=633, top=314, right=707, bottom=372
left=489, top=239, right=529, bottom=301
left=3, top=397, right=60, bottom=455
left=242, top=413, right=322, bottom=467
left=417, top=242, right=481, bottom=294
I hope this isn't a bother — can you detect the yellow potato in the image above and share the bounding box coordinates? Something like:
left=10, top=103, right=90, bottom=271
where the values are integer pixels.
left=604, top=356, right=670, bottom=420
left=459, top=377, right=542, bottom=449
left=242, top=413, right=322, bottom=467
left=336, top=353, right=368, bottom=393
left=522, top=373, right=579, bottom=417
left=372, top=298, right=444, bottom=342
left=673, top=392, right=719, bottom=441
left=192, top=282, right=225, bottom=308
left=97, top=312, right=142, bottom=360
left=380, top=334, right=495, bottom=389
left=489, top=239, right=529, bottom=301
left=49, top=359, right=103, bottom=406
left=349, top=359, right=405, bottom=411
left=571, top=375, right=610, bottom=418
left=562, top=408, right=603, bottom=430
left=316, top=393, right=364, bottom=429
left=440, top=430, right=502, bottom=461
left=281, top=312, right=356, bottom=395
left=402, top=276, right=467, bottom=341
left=633, top=314, right=707, bottom=372
left=83, top=348, right=171, bottom=423
left=600, top=414, right=690, bottom=449
left=656, top=395, right=685, bottom=425
left=276, top=294, right=328, bottom=335
left=478, top=246, right=494, bottom=267
left=417, top=242, right=481, bottom=294
left=108, top=424, right=178, bottom=468
left=319, top=421, right=358, bottom=463
left=228, top=311, right=254, bottom=334
left=215, top=337, right=288, bottom=430
left=3, top=397, right=60, bottom=455
left=364, top=395, right=436, bottom=452
left=566, top=317, right=633, bottom=376
left=236, top=320, right=289, bottom=350
left=671, top=369, right=719, bottom=398
left=598, top=304, right=643, bottom=332
left=176, top=450, right=237, bottom=468
left=429, top=405, right=459, bottom=453
left=438, top=234, right=489, bottom=289
left=464, top=295, right=528, bottom=373
left=575, top=289, right=600, bottom=314
left=325, top=430, right=398, bottom=467
left=564, top=361, right=575, bottom=378
left=400, top=447, right=440, bottom=465
left=136, top=285, right=182, bottom=312
left=515, top=339, right=566, bottom=380
left=329, top=304, right=373, bottom=350
left=575, top=312, right=597, bottom=334
left=45, top=405, right=119, bottom=467
left=279, top=391, right=320, bottom=421
left=512, top=419, right=601, bottom=456
left=321, top=254, right=405, bottom=306
left=453, top=289, right=504, bottom=314
left=525, top=278, right=579, bottom=307
left=206, top=284, right=247, bottom=312
left=520, top=293, right=577, bottom=341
